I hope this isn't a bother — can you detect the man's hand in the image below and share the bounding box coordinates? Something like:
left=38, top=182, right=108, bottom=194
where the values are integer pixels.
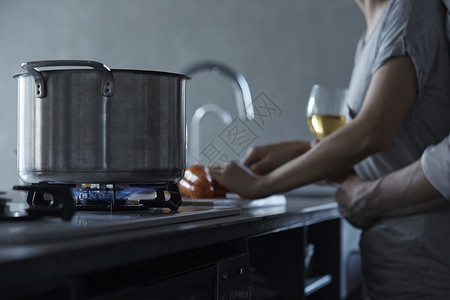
left=334, top=174, right=380, bottom=229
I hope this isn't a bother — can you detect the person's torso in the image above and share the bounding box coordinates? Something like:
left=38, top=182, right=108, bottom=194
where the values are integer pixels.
left=346, top=0, right=450, bottom=180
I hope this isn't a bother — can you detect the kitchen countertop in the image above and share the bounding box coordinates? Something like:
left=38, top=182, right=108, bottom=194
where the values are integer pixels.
left=0, top=187, right=339, bottom=292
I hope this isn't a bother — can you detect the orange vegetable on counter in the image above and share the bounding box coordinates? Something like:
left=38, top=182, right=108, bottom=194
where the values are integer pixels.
left=178, top=165, right=227, bottom=198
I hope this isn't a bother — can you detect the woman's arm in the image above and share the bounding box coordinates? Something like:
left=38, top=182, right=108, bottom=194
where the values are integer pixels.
left=335, top=160, right=449, bottom=229
left=242, top=140, right=312, bottom=174
left=211, top=56, right=418, bottom=198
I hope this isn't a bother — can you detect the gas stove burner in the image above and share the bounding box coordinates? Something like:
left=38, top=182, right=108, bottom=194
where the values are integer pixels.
left=73, top=183, right=182, bottom=212
left=75, top=184, right=129, bottom=206
left=9, top=182, right=182, bottom=221
left=14, top=183, right=76, bottom=221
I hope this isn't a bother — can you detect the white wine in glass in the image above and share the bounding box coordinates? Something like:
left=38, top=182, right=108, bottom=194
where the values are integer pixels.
left=306, top=85, right=348, bottom=140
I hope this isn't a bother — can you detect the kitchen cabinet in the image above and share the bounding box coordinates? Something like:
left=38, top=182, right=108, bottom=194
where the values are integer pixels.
left=0, top=197, right=340, bottom=300
left=304, top=218, right=341, bottom=299
left=249, top=227, right=305, bottom=299
left=248, top=218, right=340, bottom=300
left=85, top=241, right=251, bottom=300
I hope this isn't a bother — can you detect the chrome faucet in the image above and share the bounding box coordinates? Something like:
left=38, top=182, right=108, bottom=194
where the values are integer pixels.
left=190, top=103, right=232, bottom=164
left=183, top=62, right=255, bottom=120
left=184, top=62, right=255, bottom=165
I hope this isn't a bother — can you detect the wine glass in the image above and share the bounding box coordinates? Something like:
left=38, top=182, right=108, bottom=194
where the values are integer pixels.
left=306, top=84, right=348, bottom=140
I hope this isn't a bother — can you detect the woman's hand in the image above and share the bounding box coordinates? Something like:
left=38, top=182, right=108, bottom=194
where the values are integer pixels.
left=334, top=174, right=380, bottom=229
left=243, top=140, right=311, bottom=174
left=209, top=161, right=267, bottom=199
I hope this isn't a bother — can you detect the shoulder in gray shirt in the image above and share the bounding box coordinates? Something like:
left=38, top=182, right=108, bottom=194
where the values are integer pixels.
left=346, top=0, right=450, bottom=180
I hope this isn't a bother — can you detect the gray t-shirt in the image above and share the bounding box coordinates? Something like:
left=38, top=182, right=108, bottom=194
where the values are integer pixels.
left=422, top=134, right=450, bottom=199
left=347, top=1, right=450, bottom=299
left=346, top=0, right=450, bottom=180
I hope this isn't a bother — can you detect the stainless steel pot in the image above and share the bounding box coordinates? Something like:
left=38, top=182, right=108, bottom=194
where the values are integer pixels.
left=14, top=60, right=188, bottom=184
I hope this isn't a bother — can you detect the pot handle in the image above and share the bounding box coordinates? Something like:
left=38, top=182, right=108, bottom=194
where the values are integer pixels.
left=21, top=60, right=114, bottom=98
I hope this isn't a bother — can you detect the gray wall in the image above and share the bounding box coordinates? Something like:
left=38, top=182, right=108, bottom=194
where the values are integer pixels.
left=0, top=0, right=364, bottom=200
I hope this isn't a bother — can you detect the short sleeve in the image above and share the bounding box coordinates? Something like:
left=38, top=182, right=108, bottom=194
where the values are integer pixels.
left=372, top=3, right=408, bottom=73
left=421, top=135, right=450, bottom=199
left=373, top=1, right=441, bottom=91
left=443, top=0, right=450, bottom=52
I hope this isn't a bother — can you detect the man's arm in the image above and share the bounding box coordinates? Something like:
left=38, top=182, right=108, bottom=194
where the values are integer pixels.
left=335, top=158, right=449, bottom=229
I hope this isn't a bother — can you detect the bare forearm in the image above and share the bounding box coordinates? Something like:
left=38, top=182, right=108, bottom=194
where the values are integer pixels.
left=262, top=120, right=376, bottom=196
left=261, top=57, right=417, bottom=197
left=212, top=57, right=420, bottom=201
left=369, top=160, right=449, bottom=217
left=335, top=159, right=449, bottom=229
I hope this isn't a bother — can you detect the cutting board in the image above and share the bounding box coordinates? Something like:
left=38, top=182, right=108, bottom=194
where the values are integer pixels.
left=181, top=194, right=286, bottom=208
